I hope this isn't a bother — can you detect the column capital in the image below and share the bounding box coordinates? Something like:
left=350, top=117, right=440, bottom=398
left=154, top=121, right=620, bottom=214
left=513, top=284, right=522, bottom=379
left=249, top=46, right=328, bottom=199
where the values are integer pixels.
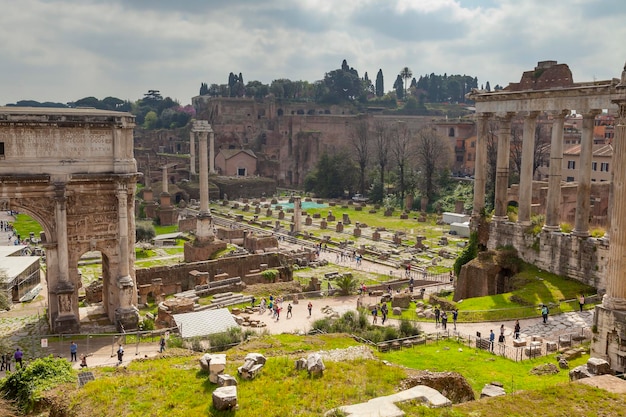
left=581, top=109, right=602, bottom=119
left=476, top=112, right=493, bottom=120
left=522, top=111, right=541, bottom=119
left=191, top=120, right=213, bottom=133
left=495, top=112, right=516, bottom=121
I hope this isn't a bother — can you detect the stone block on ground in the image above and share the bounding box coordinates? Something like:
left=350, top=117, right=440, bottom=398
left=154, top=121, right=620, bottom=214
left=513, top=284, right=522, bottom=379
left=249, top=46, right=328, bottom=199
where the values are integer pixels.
left=212, top=386, right=237, bottom=411
left=545, top=341, right=557, bottom=352
left=307, top=352, right=325, bottom=376
left=480, top=383, right=506, bottom=398
left=295, top=358, right=307, bottom=370
left=513, top=338, right=527, bottom=347
left=569, top=365, right=593, bottom=381
left=392, top=306, right=402, bottom=315
left=587, top=357, right=611, bottom=375
left=217, top=374, right=238, bottom=387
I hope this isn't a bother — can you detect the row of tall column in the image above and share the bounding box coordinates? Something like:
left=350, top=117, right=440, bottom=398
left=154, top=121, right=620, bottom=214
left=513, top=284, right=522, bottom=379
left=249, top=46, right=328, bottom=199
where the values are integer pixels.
left=472, top=109, right=603, bottom=237
left=189, top=125, right=216, bottom=176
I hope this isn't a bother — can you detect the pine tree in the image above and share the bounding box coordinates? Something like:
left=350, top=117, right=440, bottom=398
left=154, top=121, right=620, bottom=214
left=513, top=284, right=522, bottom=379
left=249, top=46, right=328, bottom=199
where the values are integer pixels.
left=375, top=69, right=384, bottom=97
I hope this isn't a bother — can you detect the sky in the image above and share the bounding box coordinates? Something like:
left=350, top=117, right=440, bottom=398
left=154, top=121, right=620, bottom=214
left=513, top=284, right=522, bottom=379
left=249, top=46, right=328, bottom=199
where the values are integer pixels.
left=2, top=0, right=626, bottom=106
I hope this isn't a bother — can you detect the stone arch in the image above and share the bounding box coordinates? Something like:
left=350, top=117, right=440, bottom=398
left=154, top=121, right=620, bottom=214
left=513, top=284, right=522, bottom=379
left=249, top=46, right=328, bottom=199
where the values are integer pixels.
left=277, top=108, right=284, bottom=116
left=0, top=107, right=139, bottom=333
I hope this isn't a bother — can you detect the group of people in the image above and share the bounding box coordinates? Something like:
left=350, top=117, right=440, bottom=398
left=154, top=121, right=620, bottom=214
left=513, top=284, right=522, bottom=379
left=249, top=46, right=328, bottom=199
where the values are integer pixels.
left=0, top=349, right=20, bottom=371
left=371, top=302, right=389, bottom=325
left=434, top=307, right=459, bottom=331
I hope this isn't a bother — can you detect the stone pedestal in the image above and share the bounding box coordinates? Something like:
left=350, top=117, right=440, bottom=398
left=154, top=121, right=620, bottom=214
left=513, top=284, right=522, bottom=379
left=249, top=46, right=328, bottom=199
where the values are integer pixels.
left=372, top=231, right=380, bottom=241
left=320, top=220, right=327, bottom=229
left=305, top=216, right=312, bottom=225
left=184, top=240, right=227, bottom=262
left=336, top=222, right=343, bottom=232
left=353, top=228, right=361, bottom=237
left=278, top=211, right=285, bottom=220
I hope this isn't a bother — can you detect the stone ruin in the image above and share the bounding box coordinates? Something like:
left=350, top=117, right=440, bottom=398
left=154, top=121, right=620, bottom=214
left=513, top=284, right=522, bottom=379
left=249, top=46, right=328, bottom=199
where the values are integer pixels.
left=569, top=357, right=612, bottom=381
left=237, top=352, right=267, bottom=380
left=200, top=353, right=227, bottom=383
left=295, top=352, right=325, bottom=376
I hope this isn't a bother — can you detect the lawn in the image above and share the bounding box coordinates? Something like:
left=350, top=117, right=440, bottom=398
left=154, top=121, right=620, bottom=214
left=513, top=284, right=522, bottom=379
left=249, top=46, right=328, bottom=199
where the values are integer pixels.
left=40, top=334, right=614, bottom=417
left=11, top=213, right=43, bottom=239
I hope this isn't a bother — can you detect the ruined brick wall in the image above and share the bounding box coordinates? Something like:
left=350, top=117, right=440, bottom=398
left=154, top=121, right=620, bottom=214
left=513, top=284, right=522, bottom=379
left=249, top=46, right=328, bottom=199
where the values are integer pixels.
left=135, top=252, right=290, bottom=290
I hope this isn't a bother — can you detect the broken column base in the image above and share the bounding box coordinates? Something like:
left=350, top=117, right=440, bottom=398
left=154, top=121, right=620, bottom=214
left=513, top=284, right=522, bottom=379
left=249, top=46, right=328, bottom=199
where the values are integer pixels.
left=591, top=303, right=626, bottom=373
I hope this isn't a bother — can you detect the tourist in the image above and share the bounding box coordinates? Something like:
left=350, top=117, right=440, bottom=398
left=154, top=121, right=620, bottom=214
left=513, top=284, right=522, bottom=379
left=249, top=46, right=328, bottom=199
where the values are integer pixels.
left=514, top=320, right=521, bottom=340
left=159, top=335, right=166, bottom=353
left=489, top=330, right=495, bottom=352
left=372, top=305, right=378, bottom=324
left=541, top=304, right=549, bottom=324
left=381, top=303, right=388, bottom=325
left=275, top=304, right=281, bottom=321
left=117, top=344, right=124, bottom=365
left=406, top=263, right=411, bottom=277
left=452, top=309, right=458, bottom=330
left=434, top=306, right=440, bottom=327
left=4, top=352, right=10, bottom=372
left=14, top=347, right=23, bottom=368
left=307, top=301, right=313, bottom=317
left=499, top=325, right=505, bottom=343
left=578, top=294, right=585, bottom=312
left=0, top=351, right=5, bottom=371
left=441, top=311, right=448, bottom=330
left=286, top=303, right=292, bottom=319
left=251, top=296, right=256, bottom=307
left=80, top=354, right=88, bottom=369
left=268, top=299, right=274, bottom=315
left=70, top=341, right=78, bottom=362
left=408, top=276, right=414, bottom=293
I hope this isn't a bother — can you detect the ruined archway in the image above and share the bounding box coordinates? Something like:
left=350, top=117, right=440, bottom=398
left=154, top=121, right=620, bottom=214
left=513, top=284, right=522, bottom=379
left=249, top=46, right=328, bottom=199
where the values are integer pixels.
left=0, top=107, right=139, bottom=333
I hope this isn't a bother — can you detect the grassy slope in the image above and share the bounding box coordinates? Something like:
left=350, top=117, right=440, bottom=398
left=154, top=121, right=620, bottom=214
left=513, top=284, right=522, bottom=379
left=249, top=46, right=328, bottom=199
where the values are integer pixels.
left=42, top=334, right=620, bottom=417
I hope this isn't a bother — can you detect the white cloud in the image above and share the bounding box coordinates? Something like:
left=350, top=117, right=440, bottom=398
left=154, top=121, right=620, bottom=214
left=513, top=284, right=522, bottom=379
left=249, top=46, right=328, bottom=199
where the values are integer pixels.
left=1, top=0, right=626, bottom=105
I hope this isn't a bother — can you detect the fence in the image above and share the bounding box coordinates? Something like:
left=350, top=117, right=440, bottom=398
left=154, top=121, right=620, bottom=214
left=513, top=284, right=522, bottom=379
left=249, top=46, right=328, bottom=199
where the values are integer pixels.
left=372, top=327, right=592, bottom=362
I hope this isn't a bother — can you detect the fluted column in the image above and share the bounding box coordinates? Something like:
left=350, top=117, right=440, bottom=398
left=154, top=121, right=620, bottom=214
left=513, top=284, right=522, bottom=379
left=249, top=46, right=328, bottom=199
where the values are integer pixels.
left=604, top=85, right=626, bottom=309
left=518, top=111, right=540, bottom=224
left=189, top=130, right=196, bottom=175
left=494, top=113, right=514, bottom=219
left=472, top=112, right=490, bottom=218
left=543, top=111, right=568, bottom=231
left=573, top=110, right=601, bottom=237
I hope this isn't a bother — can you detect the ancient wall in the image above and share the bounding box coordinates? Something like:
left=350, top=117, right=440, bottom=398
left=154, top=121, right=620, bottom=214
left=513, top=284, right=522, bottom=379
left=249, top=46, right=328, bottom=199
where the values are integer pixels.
left=135, top=252, right=289, bottom=290
left=487, top=222, right=607, bottom=291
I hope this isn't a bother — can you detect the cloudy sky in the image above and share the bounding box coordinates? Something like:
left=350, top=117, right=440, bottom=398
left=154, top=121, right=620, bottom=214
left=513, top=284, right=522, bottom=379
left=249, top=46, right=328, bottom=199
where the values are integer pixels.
left=2, top=0, right=625, bottom=106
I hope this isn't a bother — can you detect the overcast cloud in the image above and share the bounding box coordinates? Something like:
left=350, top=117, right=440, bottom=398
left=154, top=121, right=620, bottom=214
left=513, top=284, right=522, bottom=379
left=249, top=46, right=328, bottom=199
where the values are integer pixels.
left=1, top=0, right=625, bottom=105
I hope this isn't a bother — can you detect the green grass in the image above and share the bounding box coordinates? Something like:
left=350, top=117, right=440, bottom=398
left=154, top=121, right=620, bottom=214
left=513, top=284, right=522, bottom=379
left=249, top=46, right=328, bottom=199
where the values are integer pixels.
left=42, top=334, right=612, bottom=417
left=154, top=224, right=179, bottom=235
left=377, top=338, right=588, bottom=395
left=11, top=213, right=43, bottom=239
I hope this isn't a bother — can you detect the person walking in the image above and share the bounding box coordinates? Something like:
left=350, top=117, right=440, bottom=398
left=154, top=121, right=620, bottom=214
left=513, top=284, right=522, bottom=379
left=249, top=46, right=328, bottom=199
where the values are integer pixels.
left=489, top=330, right=495, bottom=352
left=541, top=304, right=549, bottom=324
left=4, top=352, right=10, bottom=372
left=499, top=325, right=505, bottom=344
left=117, top=344, right=124, bottom=365
left=159, top=335, right=166, bottom=353
left=434, top=306, right=441, bottom=328
left=381, top=303, right=388, bottom=325
left=286, top=303, right=293, bottom=319
left=307, top=301, right=313, bottom=317
left=441, top=311, right=448, bottom=330
left=372, top=305, right=378, bottom=324
left=452, top=309, right=458, bottom=330
left=70, top=341, right=78, bottom=362
left=578, top=294, right=585, bottom=312
left=14, top=348, right=23, bottom=368
left=514, top=320, right=521, bottom=340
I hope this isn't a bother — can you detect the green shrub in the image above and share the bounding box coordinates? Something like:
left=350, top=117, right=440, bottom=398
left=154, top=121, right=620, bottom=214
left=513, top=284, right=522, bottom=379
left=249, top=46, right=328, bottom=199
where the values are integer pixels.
left=0, top=356, right=75, bottom=413
left=398, top=319, right=421, bottom=338
left=453, top=232, right=478, bottom=276
left=261, top=269, right=279, bottom=283
left=208, top=327, right=243, bottom=351
left=560, top=223, right=573, bottom=234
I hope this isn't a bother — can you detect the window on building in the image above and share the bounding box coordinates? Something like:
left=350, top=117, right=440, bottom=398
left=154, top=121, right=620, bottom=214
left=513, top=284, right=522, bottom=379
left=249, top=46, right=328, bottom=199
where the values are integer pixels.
left=456, top=155, right=463, bottom=162
left=448, top=128, right=455, bottom=137
left=470, top=141, right=475, bottom=148
left=601, top=163, right=609, bottom=172
left=567, top=160, right=576, bottom=169
left=237, top=168, right=246, bottom=176
left=566, top=176, right=575, bottom=182
left=592, top=162, right=597, bottom=171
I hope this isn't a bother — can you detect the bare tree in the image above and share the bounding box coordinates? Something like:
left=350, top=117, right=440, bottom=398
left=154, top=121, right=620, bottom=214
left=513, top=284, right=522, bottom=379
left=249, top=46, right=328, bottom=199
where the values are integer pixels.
left=414, top=126, right=452, bottom=204
left=350, top=117, right=370, bottom=196
left=390, top=121, right=413, bottom=201
left=373, top=120, right=391, bottom=190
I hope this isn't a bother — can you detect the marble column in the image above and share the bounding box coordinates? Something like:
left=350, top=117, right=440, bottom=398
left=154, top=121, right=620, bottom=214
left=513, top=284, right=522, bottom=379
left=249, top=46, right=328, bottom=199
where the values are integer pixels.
left=197, top=124, right=214, bottom=241
left=543, top=111, right=568, bottom=231
left=604, top=92, right=626, bottom=308
left=494, top=113, right=514, bottom=219
left=293, top=196, right=302, bottom=233
left=209, top=129, right=216, bottom=174
left=115, top=183, right=136, bottom=324
left=189, top=130, right=196, bottom=175
left=53, top=183, right=73, bottom=315
left=472, top=113, right=490, bottom=218
left=518, top=111, right=540, bottom=224
left=161, top=165, right=169, bottom=194
left=573, top=110, right=601, bottom=237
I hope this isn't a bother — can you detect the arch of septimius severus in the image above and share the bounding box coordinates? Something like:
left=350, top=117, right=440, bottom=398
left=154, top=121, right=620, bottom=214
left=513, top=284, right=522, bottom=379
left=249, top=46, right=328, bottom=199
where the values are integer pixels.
left=467, top=60, right=626, bottom=371
left=0, top=107, right=139, bottom=333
